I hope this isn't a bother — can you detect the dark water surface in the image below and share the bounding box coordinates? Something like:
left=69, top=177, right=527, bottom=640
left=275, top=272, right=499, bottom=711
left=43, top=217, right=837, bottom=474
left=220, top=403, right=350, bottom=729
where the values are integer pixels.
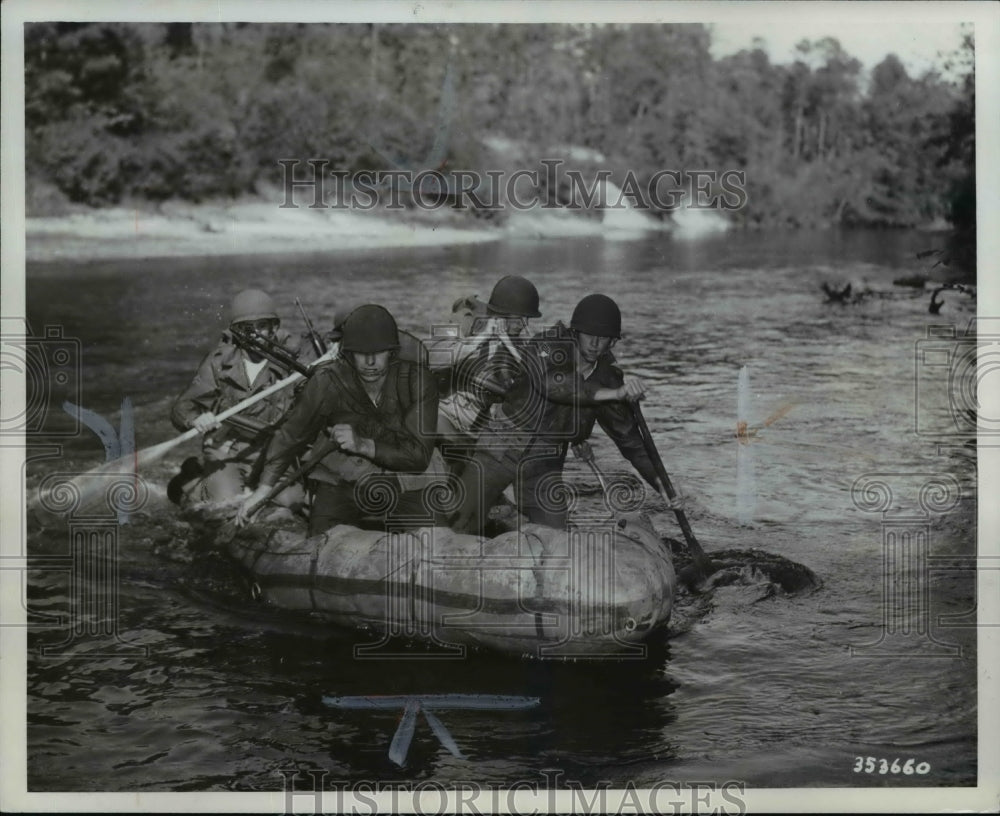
left=23, top=228, right=977, bottom=791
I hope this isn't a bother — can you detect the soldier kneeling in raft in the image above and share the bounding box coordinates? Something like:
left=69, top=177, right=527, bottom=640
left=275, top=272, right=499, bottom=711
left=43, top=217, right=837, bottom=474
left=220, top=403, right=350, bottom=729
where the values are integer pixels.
left=426, top=275, right=541, bottom=477
left=237, top=305, right=442, bottom=534
left=452, top=294, right=660, bottom=535
left=168, top=288, right=310, bottom=509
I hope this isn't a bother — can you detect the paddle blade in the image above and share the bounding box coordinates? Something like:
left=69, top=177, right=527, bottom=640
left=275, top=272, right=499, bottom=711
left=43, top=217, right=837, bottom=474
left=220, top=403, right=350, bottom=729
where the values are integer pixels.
left=30, top=453, right=148, bottom=523
left=27, top=425, right=199, bottom=524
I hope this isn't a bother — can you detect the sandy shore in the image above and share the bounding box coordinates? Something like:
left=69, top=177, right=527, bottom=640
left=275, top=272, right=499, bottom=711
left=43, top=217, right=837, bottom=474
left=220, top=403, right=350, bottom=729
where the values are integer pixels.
left=23, top=190, right=690, bottom=263
left=25, top=199, right=505, bottom=263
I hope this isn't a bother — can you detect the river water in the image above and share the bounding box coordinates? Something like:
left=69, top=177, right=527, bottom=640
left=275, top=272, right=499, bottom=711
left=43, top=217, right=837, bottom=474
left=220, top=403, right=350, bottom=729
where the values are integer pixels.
left=22, top=228, right=979, bottom=795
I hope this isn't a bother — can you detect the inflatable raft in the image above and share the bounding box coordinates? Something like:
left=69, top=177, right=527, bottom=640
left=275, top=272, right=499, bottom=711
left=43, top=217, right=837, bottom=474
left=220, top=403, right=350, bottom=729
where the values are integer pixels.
left=212, top=515, right=676, bottom=659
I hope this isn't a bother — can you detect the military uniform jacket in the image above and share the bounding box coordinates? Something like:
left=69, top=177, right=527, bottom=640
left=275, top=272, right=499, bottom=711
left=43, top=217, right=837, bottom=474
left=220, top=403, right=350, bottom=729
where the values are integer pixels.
left=495, top=322, right=659, bottom=488
left=260, top=356, right=439, bottom=487
left=170, top=329, right=304, bottom=452
left=426, top=297, right=523, bottom=435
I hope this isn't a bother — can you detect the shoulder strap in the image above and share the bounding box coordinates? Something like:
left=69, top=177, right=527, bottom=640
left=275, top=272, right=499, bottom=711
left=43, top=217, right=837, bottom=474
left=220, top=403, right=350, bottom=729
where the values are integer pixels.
left=393, top=360, right=421, bottom=410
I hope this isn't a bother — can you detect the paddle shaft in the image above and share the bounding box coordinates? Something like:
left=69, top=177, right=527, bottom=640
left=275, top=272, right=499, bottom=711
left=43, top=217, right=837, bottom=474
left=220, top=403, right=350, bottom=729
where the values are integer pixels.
left=139, top=348, right=336, bottom=466
left=166, top=370, right=309, bottom=452
left=32, top=350, right=336, bottom=521
left=631, top=403, right=712, bottom=576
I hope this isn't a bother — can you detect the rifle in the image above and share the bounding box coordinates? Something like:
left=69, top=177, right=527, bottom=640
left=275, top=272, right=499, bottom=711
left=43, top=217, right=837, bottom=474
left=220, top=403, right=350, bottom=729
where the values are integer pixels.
left=296, top=297, right=329, bottom=356
left=230, top=326, right=310, bottom=376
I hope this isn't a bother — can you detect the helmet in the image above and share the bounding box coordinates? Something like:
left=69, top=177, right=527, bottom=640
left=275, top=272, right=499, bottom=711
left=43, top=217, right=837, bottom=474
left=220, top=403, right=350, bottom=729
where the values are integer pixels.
left=486, top=275, right=541, bottom=318
left=570, top=294, right=621, bottom=338
left=230, top=289, right=278, bottom=326
left=339, top=305, right=400, bottom=354
left=327, top=303, right=359, bottom=340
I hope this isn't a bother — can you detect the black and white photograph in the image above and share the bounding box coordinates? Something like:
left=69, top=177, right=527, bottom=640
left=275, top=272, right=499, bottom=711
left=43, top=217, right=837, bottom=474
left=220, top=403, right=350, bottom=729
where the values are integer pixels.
left=1, top=1, right=997, bottom=812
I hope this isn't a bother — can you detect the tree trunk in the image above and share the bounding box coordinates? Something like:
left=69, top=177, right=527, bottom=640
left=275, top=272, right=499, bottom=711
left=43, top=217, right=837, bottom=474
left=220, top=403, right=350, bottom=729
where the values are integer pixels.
left=793, top=108, right=803, bottom=159
left=369, top=24, right=378, bottom=94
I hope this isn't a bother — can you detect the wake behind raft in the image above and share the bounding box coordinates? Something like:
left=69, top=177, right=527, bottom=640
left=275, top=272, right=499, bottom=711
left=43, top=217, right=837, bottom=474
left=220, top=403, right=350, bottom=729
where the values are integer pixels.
left=203, top=510, right=677, bottom=659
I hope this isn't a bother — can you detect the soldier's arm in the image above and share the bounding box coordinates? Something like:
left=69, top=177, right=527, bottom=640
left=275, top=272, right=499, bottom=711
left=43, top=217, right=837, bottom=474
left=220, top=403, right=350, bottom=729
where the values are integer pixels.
left=170, top=350, right=221, bottom=432
left=257, top=372, right=332, bottom=486
left=544, top=352, right=644, bottom=407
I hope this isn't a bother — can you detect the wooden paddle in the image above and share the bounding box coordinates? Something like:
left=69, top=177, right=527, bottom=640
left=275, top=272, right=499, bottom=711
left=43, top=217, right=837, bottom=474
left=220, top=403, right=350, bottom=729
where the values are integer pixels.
left=32, top=348, right=337, bottom=520
left=630, top=402, right=713, bottom=582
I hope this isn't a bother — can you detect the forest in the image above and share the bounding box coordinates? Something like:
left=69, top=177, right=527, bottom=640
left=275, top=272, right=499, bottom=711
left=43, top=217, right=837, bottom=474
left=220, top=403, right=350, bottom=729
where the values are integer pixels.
left=24, top=22, right=975, bottom=243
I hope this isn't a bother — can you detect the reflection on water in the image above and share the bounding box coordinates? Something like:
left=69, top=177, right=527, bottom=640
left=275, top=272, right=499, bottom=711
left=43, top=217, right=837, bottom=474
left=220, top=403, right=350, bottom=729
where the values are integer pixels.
left=24, top=228, right=977, bottom=789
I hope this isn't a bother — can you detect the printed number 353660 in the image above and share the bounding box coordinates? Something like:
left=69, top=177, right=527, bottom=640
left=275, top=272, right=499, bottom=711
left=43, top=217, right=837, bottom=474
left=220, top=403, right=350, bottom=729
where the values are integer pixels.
left=853, top=757, right=931, bottom=775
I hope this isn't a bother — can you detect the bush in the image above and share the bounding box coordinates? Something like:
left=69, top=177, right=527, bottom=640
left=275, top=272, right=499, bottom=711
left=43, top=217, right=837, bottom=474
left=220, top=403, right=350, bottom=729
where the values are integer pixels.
left=33, top=116, right=129, bottom=205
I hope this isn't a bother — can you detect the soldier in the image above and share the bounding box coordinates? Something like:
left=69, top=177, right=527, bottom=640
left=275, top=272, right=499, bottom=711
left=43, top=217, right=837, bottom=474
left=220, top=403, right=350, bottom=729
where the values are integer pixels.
left=428, top=275, right=540, bottom=474
left=170, top=288, right=308, bottom=506
left=452, top=293, right=657, bottom=534
left=237, top=304, right=440, bottom=534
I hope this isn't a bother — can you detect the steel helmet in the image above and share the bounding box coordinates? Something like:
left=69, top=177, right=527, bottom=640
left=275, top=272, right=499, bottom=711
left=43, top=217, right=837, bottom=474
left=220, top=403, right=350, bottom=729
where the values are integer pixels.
left=230, top=289, right=278, bottom=326
left=570, top=294, right=622, bottom=338
left=487, top=275, right=542, bottom=318
left=327, top=303, right=360, bottom=340
left=339, top=304, right=400, bottom=354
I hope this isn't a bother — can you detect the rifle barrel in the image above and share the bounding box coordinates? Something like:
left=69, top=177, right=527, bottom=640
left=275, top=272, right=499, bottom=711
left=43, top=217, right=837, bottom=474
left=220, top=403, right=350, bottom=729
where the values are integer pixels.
left=296, top=297, right=328, bottom=356
left=232, top=328, right=310, bottom=375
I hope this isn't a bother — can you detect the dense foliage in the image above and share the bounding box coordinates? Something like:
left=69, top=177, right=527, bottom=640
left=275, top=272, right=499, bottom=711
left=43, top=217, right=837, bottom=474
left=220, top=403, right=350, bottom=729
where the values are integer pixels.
left=25, top=22, right=974, bottom=231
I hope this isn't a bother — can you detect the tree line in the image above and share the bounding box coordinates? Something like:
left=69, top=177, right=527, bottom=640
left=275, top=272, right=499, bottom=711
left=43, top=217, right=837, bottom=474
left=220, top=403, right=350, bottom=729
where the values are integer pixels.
left=24, top=22, right=974, bottom=238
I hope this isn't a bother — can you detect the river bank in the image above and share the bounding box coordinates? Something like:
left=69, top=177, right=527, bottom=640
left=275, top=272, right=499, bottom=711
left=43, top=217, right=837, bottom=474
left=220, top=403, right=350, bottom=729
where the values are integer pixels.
left=24, top=198, right=505, bottom=263
left=24, top=183, right=718, bottom=263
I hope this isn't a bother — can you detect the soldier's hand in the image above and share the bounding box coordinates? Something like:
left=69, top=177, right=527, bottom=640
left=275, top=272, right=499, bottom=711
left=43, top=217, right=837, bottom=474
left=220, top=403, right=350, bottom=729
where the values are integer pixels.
left=236, top=484, right=271, bottom=528
left=192, top=411, right=222, bottom=433
left=202, top=439, right=234, bottom=463
left=571, top=441, right=595, bottom=462
left=332, top=423, right=359, bottom=453
left=494, top=322, right=523, bottom=361
left=618, top=375, right=646, bottom=402
left=662, top=492, right=689, bottom=513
